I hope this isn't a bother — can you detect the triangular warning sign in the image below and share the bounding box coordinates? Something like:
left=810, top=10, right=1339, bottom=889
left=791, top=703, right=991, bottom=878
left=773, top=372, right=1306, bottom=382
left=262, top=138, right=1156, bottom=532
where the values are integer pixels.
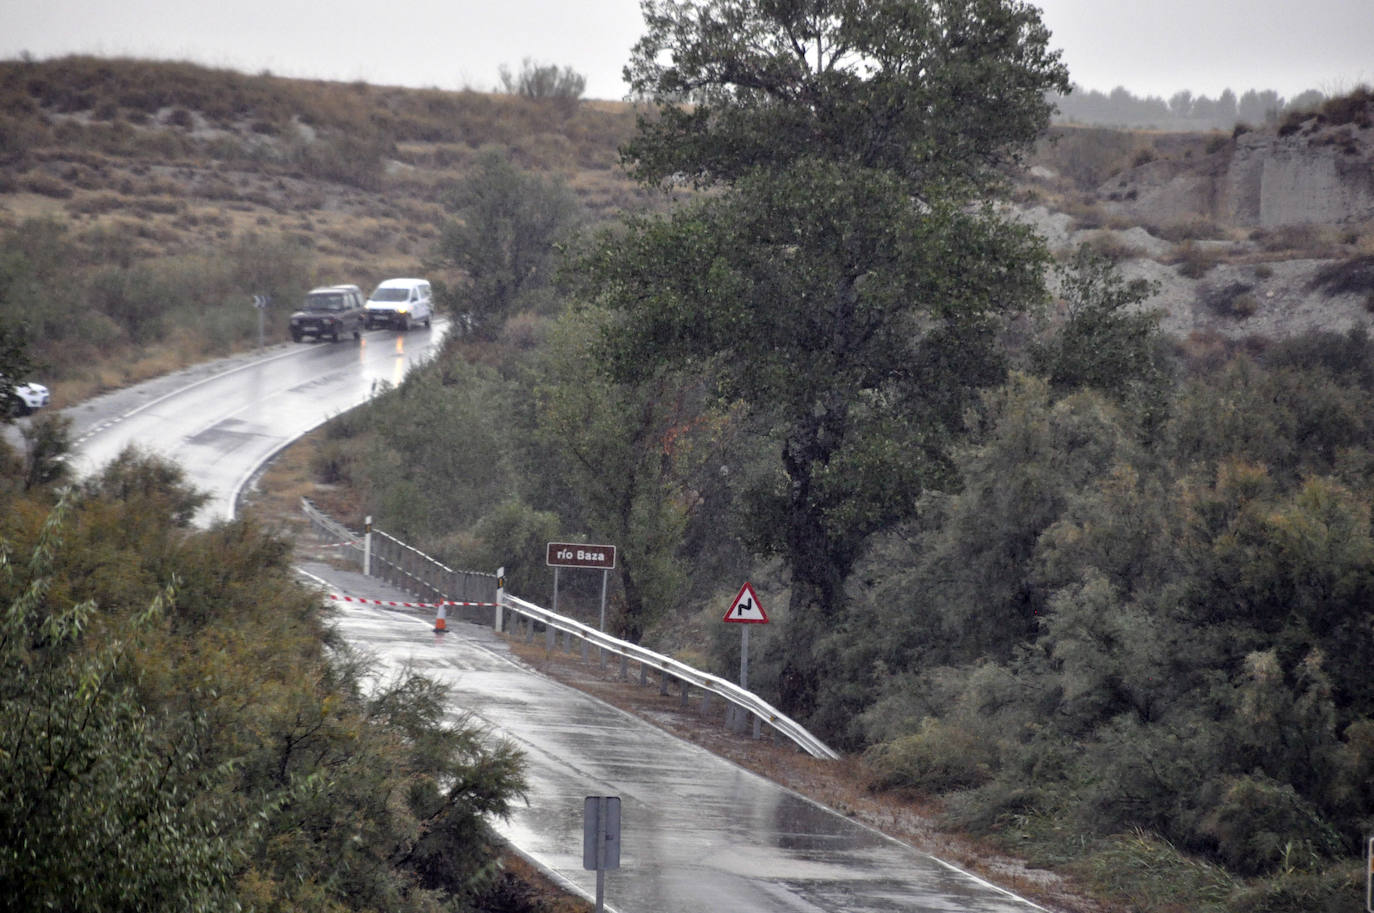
left=723, top=582, right=769, bottom=624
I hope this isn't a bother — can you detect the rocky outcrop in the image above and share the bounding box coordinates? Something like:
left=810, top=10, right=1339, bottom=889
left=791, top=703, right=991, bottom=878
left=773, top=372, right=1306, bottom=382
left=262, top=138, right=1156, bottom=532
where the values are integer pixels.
left=1230, top=125, right=1374, bottom=226
left=1098, top=115, right=1374, bottom=229
left=1014, top=203, right=1373, bottom=343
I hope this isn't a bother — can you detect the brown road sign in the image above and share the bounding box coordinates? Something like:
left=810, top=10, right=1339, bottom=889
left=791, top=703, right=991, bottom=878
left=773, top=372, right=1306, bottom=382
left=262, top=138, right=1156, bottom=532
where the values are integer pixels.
left=547, top=542, right=616, bottom=569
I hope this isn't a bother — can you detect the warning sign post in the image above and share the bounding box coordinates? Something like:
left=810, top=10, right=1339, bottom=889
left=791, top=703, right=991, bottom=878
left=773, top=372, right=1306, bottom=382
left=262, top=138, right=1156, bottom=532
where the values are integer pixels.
left=723, top=583, right=768, bottom=726
left=723, top=581, right=768, bottom=624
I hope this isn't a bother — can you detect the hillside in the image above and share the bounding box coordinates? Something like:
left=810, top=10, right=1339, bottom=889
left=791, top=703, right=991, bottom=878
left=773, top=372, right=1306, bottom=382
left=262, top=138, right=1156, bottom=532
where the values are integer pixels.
left=1018, top=94, right=1374, bottom=346
left=0, top=57, right=652, bottom=401
left=8, top=57, right=1374, bottom=913
left=3, top=58, right=1373, bottom=405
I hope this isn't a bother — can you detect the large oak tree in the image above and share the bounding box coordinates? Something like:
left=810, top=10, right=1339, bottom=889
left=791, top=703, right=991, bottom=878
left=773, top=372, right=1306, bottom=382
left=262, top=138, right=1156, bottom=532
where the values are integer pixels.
left=584, top=0, right=1070, bottom=722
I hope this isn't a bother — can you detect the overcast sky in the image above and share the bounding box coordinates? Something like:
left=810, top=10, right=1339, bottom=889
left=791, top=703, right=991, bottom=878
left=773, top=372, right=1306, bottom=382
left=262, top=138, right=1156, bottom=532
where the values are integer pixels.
left=1, top=0, right=1370, bottom=103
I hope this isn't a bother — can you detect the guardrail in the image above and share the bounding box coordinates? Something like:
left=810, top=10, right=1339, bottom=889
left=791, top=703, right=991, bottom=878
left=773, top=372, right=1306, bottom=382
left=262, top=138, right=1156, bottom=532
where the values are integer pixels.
left=300, top=498, right=839, bottom=761
left=498, top=593, right=841, bottom=761
left=369, top=528, right=497, bottom=612
left=301, top=498, right=497, bottom=623
left=302, top=496, right=360, bottom=557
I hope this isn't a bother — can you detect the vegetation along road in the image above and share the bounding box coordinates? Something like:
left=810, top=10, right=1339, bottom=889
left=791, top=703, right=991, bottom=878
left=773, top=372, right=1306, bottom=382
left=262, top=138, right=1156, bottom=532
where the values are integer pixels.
left=4, top=1, right=1374, bottom=910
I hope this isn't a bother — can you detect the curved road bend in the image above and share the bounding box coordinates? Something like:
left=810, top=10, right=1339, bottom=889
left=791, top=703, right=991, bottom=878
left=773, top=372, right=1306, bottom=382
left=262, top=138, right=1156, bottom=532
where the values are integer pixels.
left=64, top=323, right=449, bottom=524
left=304, top=566, right=1049, bottom=913
left=58, top=331, right=1053, bottom=913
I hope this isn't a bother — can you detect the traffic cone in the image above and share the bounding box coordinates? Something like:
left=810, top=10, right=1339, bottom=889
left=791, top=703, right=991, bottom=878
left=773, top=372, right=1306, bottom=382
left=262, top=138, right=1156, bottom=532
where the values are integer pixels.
left=433, top=604, right=448, bottom=633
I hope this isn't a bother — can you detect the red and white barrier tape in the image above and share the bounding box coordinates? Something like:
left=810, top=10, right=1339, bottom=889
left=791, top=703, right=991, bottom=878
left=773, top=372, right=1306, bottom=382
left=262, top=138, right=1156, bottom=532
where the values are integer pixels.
left=329, top=594, right=499, bottom=609
left=313, top=541, right=360, bottom=549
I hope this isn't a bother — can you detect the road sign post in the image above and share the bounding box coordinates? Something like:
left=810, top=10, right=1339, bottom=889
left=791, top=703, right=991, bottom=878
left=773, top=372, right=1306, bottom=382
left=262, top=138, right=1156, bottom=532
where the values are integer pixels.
left=583, top=795, right=621, bottom=913
left=546, top=542, right=616, bottom=635
left=723, top=583, right=768, bottom=733
left=252, top=294, right=269, bottom=350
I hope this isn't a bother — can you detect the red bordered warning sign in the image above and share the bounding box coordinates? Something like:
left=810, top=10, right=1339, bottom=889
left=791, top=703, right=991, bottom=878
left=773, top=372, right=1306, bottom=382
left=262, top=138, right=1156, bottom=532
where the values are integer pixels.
left=723, top=581, right=769, bottom=624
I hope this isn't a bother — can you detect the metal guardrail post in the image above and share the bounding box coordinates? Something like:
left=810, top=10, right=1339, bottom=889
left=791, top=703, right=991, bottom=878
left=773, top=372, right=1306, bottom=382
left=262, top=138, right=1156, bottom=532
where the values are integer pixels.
left=498, top=594, right=840, bottom=760
left=495, top=567, right=505, bottom=632
left=363, top=516, right=372, bottom=576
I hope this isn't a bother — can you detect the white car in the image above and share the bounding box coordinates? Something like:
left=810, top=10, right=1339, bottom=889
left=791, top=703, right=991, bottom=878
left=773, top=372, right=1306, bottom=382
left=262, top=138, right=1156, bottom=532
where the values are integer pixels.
left=4, top=377, right=49, bottom=417
left=364, top=278, right=433, bottom=331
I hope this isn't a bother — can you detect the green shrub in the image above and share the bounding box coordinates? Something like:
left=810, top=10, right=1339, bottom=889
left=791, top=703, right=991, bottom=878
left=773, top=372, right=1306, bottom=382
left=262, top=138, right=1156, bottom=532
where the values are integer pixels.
left=1197, top=775, right=1343, bottom=875
left=1081, top=831, right=1236, bottom=913
left=865, top=717, right=996, bottom=792
left=310, top=438, right=353, bottom=485
left=1225, top=862, right=1362, bottom=913
left=498, top=59, right=586, bottom=106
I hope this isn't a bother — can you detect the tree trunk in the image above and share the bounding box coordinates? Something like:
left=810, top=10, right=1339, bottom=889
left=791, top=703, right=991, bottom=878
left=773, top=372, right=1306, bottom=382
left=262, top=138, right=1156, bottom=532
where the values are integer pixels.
left=774, top=401, right=854, bottom=720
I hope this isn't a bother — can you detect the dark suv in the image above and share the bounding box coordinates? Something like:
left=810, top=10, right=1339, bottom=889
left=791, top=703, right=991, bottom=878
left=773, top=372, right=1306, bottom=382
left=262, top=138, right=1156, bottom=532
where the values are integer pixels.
left=289, top=285, right=366, bottom=342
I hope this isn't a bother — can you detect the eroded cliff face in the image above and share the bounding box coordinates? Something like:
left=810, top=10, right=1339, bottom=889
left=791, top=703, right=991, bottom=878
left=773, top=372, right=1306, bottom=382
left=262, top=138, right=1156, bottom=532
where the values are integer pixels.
left=1099, top=114, right=1374, bottom=229
left=1231, top=125, right=1374, bottom=226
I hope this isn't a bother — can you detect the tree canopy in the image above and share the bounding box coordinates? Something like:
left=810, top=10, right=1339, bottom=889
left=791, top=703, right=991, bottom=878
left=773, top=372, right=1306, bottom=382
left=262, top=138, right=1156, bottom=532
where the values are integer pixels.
left=623, top=0, right=1068, bottom=192
left=0, top=448, right=527, bottom=912
left=588, top=0, right=1070, bottom=717
left=431, top=147, right=581, bottom=338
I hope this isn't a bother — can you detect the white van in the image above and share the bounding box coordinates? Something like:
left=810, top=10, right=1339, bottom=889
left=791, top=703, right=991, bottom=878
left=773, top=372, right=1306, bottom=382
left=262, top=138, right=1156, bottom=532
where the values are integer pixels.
left=364, top=278, right=433, bottom=331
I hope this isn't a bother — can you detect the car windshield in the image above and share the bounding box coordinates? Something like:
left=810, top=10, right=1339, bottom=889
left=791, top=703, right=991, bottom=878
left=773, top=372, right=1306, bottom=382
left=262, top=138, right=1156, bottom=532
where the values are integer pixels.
left=370, top=288, right=410, bottom=302
left=307, top=294, right=344, bottom=311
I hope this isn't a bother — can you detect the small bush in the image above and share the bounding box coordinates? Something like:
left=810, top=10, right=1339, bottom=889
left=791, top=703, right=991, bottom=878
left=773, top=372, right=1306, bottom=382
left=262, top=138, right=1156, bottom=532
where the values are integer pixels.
left=1201, top=282, right=1257, bottom=317
left=1155, top=219, right=1225, bottom=243
left=22, top=172, right=73, bottom=198
left=1082, top=831, right=1236, bottom=913
left=1276, top=118, right=1302, bottom=138
left=1082, top=230, right=1140, bottom=262
left=1227, top=864, right=1364, bottom=913
left=1176, top=242, right=1220, bottom=278
left=1197, top=775, right=1342, bottom=876
left=864, top=718, right=996, bottom=793
left=1309, top=254, right=1374, bottom=296
left=310, top=438, right=352, bottom=484
left=1317, top=85, right=1372, bottom=128
left=1230, top=293, right=1259, bottom=317
left=498, top=59, right=586, bottom=102
left=65, top=192, right=118, bottom=215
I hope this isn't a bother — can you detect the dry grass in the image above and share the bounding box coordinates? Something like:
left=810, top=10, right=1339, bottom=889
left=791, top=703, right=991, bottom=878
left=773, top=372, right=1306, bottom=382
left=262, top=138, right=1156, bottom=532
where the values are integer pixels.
left=0, top=59, right=654, bottom=401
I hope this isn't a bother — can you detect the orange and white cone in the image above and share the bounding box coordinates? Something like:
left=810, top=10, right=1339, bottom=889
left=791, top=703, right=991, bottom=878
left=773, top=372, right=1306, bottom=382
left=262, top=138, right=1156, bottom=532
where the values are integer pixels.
left=433, top=604, right=448, bottom=633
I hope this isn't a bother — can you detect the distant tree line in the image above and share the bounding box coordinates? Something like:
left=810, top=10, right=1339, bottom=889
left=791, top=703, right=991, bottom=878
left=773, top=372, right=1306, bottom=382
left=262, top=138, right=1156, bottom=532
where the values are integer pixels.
left=1054, top=83, right=1328, bottom=130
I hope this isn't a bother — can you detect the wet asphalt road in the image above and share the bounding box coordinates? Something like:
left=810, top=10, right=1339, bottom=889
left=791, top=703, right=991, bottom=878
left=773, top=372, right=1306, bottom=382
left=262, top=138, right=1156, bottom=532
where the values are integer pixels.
left=54, top=331, right=1051, bottom=913
left=62, top=322, right=449, bottom=524
left=306, top=565, right=1048, bottom=913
